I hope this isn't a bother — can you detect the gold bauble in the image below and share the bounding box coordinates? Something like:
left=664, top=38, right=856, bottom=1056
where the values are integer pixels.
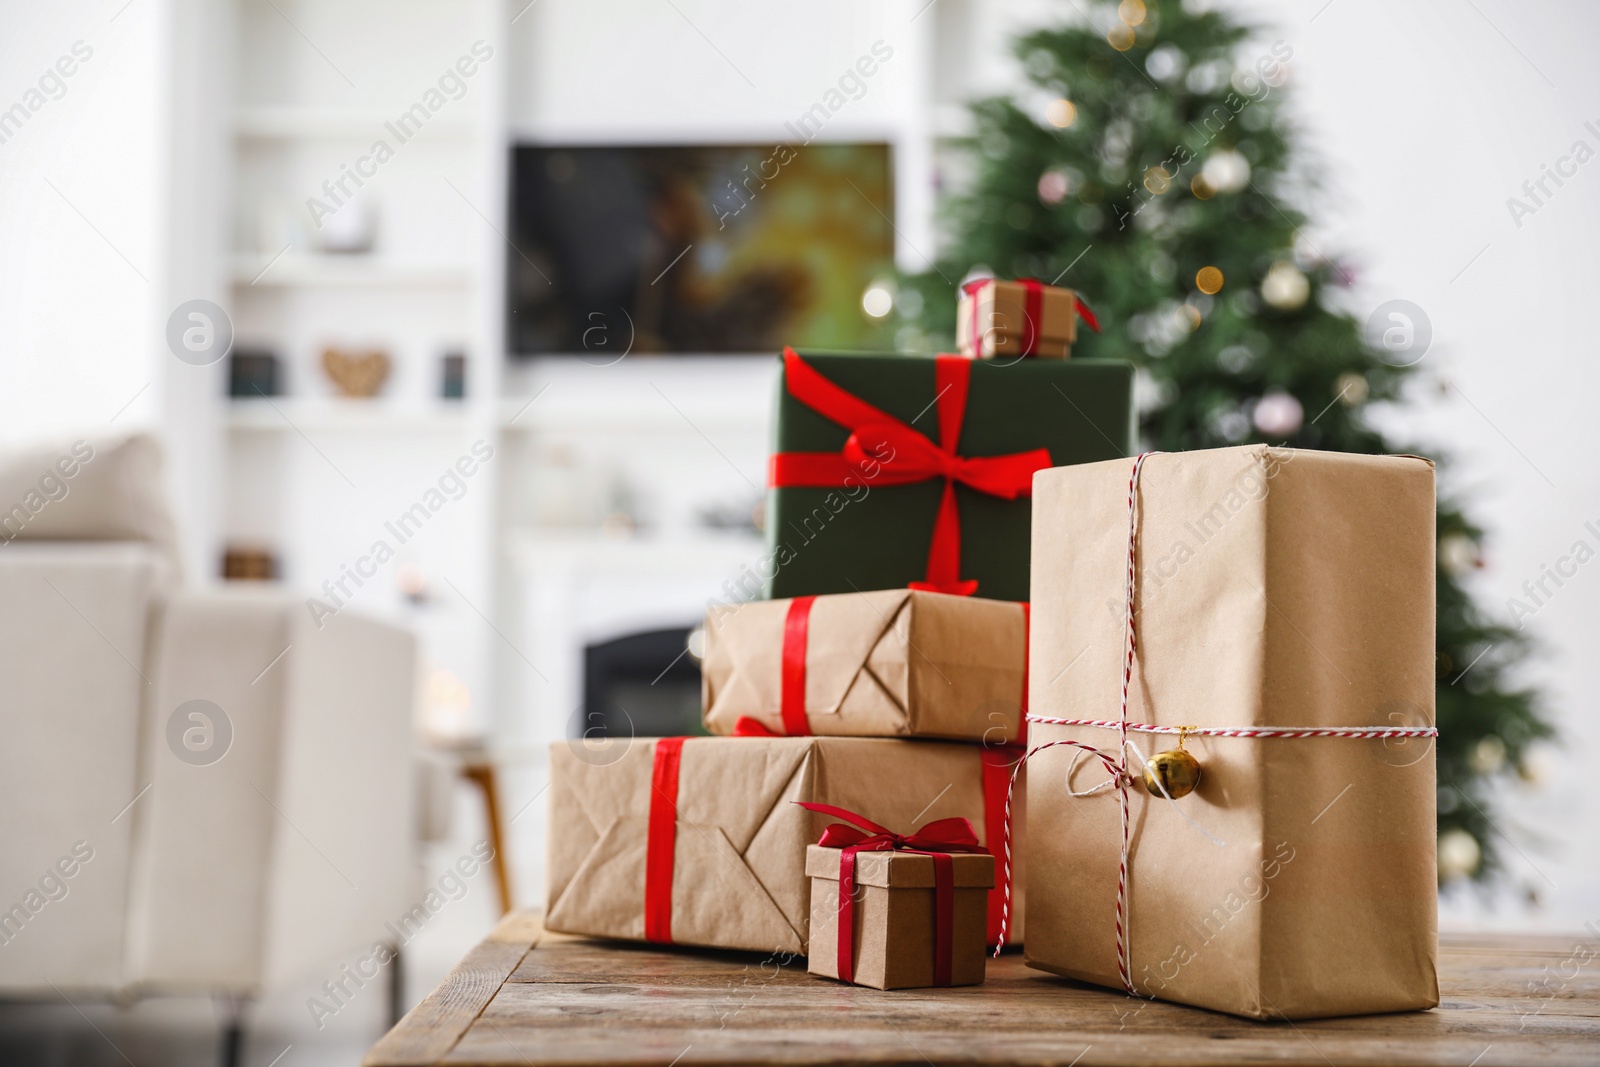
left=1143, top=748, right=1202, bottom=798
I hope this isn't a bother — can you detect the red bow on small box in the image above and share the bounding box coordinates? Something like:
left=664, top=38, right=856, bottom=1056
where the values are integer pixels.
left=797, top=801, right=989, bottom=986
left=770, top=350, right=1052, bottom=596
left=961, top=276, right=1100, bottom=358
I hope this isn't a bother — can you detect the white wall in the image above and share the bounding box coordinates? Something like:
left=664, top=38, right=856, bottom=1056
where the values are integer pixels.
left=1268, top=0, right=1600, bottom=933
left=0, top=0, right=165, bottom=442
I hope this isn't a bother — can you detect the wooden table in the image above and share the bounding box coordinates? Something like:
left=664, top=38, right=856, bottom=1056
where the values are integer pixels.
left=366, top=912, right=1599, bottom=1066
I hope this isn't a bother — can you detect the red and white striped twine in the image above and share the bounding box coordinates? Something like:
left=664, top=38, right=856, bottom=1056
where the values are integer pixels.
left=992, top=451, right=1439, bottom=998
left=1027, top=717, right=1440, bottom=740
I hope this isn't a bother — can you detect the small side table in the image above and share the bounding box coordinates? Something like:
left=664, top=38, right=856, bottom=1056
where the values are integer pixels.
left=457, top=752, right=512, bottom=915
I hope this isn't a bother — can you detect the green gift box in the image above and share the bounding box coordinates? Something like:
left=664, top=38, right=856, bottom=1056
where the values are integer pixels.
left=765, top=349, right=1135, bottom=602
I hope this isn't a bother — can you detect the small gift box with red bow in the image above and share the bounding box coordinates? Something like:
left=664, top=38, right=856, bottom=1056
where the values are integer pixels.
left=766, top=348, right=1133, bottom=602
left=956, top=277, right=1099, bottom=360
left=802, top=804, right=995, bottom=990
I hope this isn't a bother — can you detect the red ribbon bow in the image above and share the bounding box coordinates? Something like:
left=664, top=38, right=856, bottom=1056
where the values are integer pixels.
left=961, top=277, right=1101, bottom=358
left=769, top=349, right=1053, bottom=596
left=798, top=801, right=989, bottom=986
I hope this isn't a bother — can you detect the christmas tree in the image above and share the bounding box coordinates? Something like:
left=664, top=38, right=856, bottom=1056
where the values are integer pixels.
left=903, top=0, right=1549, bottom=883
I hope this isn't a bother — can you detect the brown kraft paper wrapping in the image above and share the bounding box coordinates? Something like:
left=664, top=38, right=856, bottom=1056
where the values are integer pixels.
left=702, top=589, right=1027, bottom=742
left=546, top=737, right=1024, bottom=955
left=1025, top=445, right=1438, bottom=1019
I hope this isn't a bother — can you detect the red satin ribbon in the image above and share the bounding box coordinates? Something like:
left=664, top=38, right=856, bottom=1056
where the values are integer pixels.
left=780, top=596, right=815, bottom=736
left=1020, top=278, right=1043, bottom=355
left=981, top=745, right=1025, bottom=947
left=964, top=278, right=985, bottom=357
left=644, top=738, right=684, bottom=943
left=769, top=349, right=1052, bottom=596
left=1076, top=295, right=1101, bottom=333
left=797, top=802, right=987, bottom=986
left=726, top=596, right=815, bottom=738
left=731, top=716, right=780, bottom=737
left=961, top=277, right=1101, bottom=356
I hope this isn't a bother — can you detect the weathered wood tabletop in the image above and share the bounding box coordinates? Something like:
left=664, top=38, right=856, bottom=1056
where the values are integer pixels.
left=365, top=912, right=1599, bottom=1066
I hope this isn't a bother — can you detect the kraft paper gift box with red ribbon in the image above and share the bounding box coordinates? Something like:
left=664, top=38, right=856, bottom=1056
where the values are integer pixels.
left=1016, top=446, right=1440, bottom=1020
left=701, top=589, right=1029, bottom=743
left=545, top=736, right=1025, bottom=955
left=765, top=348, right=1133, bottom=602
left=956, top=277, right=1099, bottom=360
left=802, top=804, right=994, bottom=990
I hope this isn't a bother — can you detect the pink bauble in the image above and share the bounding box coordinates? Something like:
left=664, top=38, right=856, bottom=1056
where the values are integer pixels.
left=1252, top=391, right=1304, bottom=436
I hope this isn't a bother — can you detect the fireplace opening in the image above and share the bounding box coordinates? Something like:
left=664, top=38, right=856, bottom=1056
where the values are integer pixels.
left=580, top=626, right=706, bottom=740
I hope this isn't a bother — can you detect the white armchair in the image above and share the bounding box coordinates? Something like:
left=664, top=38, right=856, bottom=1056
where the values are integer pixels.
left=0, top=434, right=427, bottom=1065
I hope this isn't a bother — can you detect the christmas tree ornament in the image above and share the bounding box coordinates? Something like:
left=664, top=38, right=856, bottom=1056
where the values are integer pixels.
left=1436, top=828, right=1482, bottom=882
left=1118, top=0, right=1146, bottom=25
left=1437, top=532, right=1481, bottom=576
left=1335, top=371, right=1369, bottom=405
left=1045, top=99, right=1076, bottom=128
left=1468, top=735, right=1507, bottom=775
left=1037, top=168, right=1070, bottom=204
left=1517, top=743, right=1555, bottom=787
left=1201, top=149, right=1250, bottom=193
left=1260, top=260, right=1310, bottom=310
left=1195, top=266, right=1224, bottom=294
left=1190, top=174, right=1216, bottom=200
left=1107, top=23, right=1135, bottom=50
left=1252, top=391, right=1304, bottom=436
left=1146, top=45, right=1185, bottom=81
left=1143, top=165, right=1171, bottom=194
left=1142, top=728, right=1201, bottom=799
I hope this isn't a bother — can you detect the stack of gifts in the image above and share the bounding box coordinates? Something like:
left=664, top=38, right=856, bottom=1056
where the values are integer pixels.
left=547, top=278, right=1135, bottom=989
left=548, top=277, right=1442, bottom=1018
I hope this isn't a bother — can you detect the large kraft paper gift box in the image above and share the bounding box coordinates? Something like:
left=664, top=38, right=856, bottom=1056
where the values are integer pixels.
left=764, top=348, right=1133, bottom=602
left=546, top=737, right=1024, bottom=954
left=701, top=589, right=1027, bottom=743
left=1025, top=446, right=1439, bottom=1019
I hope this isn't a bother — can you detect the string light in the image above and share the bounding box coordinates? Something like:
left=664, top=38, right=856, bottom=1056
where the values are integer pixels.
left=1045, top=99, right=1077, bottom=128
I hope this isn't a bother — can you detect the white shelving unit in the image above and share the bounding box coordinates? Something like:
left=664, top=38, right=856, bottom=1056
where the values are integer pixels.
left=198, top=0, right=509, bottom=742
left=230, top=254, right=476, bottom=288
left=235, top=105, right=478, bottom=141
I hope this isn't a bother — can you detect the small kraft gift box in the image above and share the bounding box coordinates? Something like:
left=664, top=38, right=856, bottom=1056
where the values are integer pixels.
left=765, top=347, right=1133, bottom=602
left=955, top=277, right=1099, bottom=360
left=701, top=589, right=1028, bottom=743
left=802, top=805, right=994, bottom=990
left=546, top=737, right=1025, bottom=955
left=1019, top=446, right=1440, bottom=1020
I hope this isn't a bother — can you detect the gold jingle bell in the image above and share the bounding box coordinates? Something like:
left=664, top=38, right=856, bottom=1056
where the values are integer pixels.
left=1143, top=727, right=1202, bottom=799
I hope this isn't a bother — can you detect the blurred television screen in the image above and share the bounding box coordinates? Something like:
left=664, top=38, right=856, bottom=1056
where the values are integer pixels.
left=507, top=143, right=896, bottom=356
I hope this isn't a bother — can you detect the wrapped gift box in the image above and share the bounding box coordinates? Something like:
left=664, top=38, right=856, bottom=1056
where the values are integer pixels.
left=807, top=844, right=994, bottom=990
left=765, top=348, right=1133, bottom=602
left=955, top=278, right=1089, bottom=359
left=1025, top=446, right=1439, bottom=1019
left=702, top=589, right=1027, bottom=743
left=546, top=737, right=1024, bottom=954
